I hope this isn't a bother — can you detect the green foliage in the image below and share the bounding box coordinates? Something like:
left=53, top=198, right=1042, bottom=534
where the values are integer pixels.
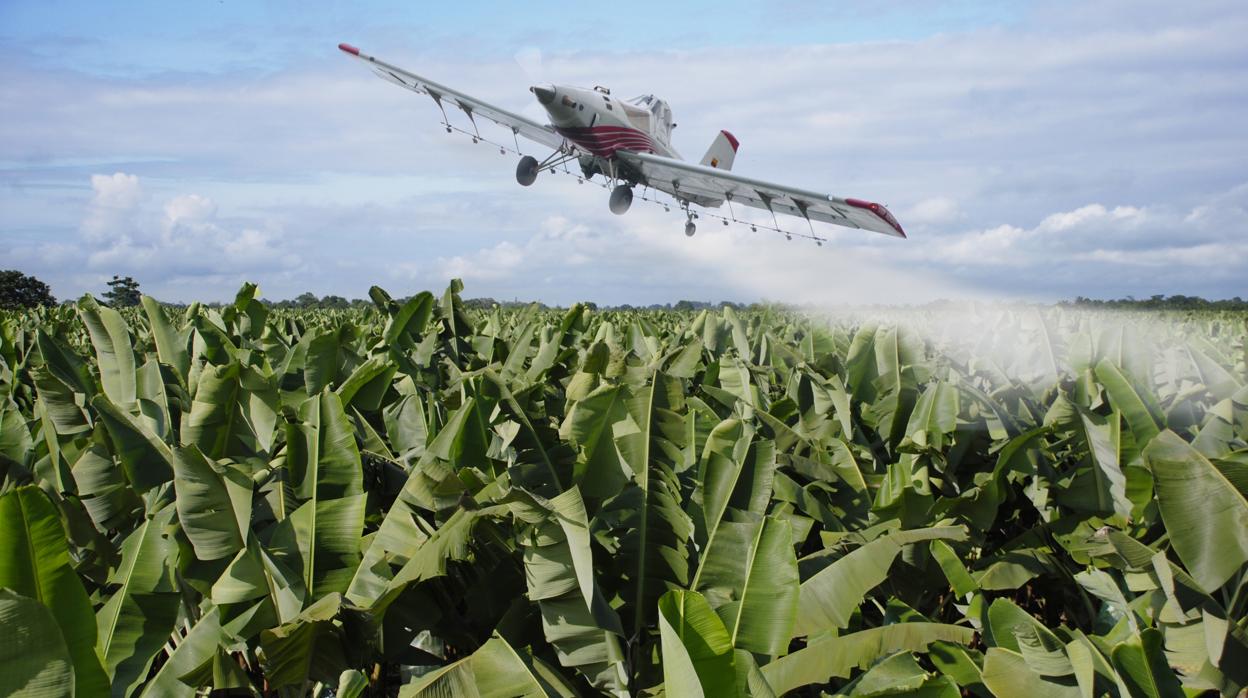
left=103, top=275, right=142, bottom=308
left=0, top=269, right=56, bottom=310
left=0, top=283, right=1245, bottom=695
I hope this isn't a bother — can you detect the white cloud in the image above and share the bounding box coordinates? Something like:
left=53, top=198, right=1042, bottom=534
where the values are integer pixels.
left=81, top=172, right=141, bottom=242
left=24, top=172, right=302, bottom=301
left=904, top=197, right=962, bottom=226
left=164, top=194, right=217, bottom=227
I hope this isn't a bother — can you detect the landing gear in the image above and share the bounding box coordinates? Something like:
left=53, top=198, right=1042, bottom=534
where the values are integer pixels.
left=685, top=220, right=696, bottom=237
left=515, top=156, right=539, bottom=186
left=516, top=148, right=580, bottom=187
left=609, top=185, right=633, bottom=215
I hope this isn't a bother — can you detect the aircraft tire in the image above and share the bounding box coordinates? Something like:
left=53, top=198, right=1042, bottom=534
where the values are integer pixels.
left=685, top=221, right=696, bottom=237
left=609, top=185, right=633, bottom=214
left=516, top=156, right=539, bottom=186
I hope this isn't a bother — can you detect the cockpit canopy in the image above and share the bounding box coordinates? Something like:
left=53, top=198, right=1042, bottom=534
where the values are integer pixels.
left=625, top=94, right=673, bottom=143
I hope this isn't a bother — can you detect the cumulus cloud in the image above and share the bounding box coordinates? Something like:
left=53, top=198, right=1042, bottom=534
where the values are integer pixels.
left=904, top=197, right=963, bottom=227
left=17, top=172, right=303, bottom=301
left=81, top=172, right=141, bottom=242
left=869, top=186, right=1248, bottom=298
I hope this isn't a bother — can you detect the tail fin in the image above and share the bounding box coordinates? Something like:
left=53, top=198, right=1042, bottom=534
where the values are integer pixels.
left=700, top=130, right=739, bottom=170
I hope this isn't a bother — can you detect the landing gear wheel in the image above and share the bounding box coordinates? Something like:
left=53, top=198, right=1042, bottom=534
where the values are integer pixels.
left=516, top=156, right=539, bottom=186
left=609, top=185, right=633, bottom=215
left=684, top=221, right=697, bottom=237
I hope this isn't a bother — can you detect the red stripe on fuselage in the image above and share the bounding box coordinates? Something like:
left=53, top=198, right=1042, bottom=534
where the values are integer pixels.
left=555, top=125, right=657, bottom=157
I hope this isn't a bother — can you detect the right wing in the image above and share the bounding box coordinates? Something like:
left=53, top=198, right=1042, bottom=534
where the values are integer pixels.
left=618, top=150, right=906, bottom=238
left=338, top=43, right=564, bottom=151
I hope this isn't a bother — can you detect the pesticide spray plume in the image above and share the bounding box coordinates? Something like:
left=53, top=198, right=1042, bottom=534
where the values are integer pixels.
left=627, top=206, right=1247, bottom=401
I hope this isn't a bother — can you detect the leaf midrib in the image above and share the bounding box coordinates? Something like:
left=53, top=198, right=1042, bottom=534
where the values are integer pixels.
left=632, top=375, right=657, bottom=639
left=730, top=518, right=768, bottom=649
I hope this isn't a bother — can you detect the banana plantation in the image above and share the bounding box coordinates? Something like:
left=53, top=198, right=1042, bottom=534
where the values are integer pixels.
left=1, top=281, right=1245, bottom=697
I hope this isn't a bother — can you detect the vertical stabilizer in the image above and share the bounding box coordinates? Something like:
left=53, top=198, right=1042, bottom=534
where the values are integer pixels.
left=700, top=130, right=739, bottom=170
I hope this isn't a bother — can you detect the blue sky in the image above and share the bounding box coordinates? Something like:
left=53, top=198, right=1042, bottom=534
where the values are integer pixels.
left=2, top=0, right=1246, bottom=304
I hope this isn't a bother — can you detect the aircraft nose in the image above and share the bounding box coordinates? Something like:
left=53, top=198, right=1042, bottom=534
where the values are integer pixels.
left=530, top=85, right=556, bottom=106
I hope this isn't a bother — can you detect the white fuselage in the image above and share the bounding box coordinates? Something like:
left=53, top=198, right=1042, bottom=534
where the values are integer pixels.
left=531, top=84, right=680, bottom=161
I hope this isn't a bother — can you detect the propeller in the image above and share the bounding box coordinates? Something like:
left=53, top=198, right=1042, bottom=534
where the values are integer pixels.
left=514, top=47, right=552, bottom=123
left=514, top=46, right=545, bottom=83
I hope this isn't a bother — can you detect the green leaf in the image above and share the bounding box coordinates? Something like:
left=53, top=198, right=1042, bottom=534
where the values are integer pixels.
left=561, top=384, right=632, bottom=499
left=259, top=593, right=357, bottom=689
left=171, top=445, right=252, bottom=561
left=0, top=399, right=33, bottom=466
left=71, top=436, right=142, bottom=530
left=1094, top=359, right=1161, bottom=446
left=981, top=648, right=1081, bottom=698
left=761, top=622, right=975, bottom=695
left=1186, top=339, right=1242, bottom=401
left=181, top=361, right=244, bottom=458
left=137, top=606, right=223, bottom=698
left=514, top=486, right=627, bottom=692
left=78, top=295, right=137, bottom=408
left=696, top=418, right=775, bottom=542
left=383, top=291, right=436, bottom=348
left=336, top=356, right=396, bottom=412
left=0, top=588, right=73, bottom=698
left=0, top=486, right=110, bottom=697
left=930, top=540, right=977, bottom=596
left=95, top=504, right=181, bottom=696
left=692, top=514, right=798, bottom=656
left=608, top=372, right=694, bottom=640
left=794, top=527, right=967, bottom=636
left=848, top=652, right=927, bottom=695
left=279, top=390, right=366, bottom=598
left=1074, top=408, right=1131, bottom=518
left=658, top=590, right=737, bottom=698
left=1110, top=629, right=1184, bottom=698
left=140, top=296, right=190, bottom=383
left=93, top=393, right=175, bottom=492
left=31, top=367, right=91, bottom=437
left=902, top=381, right=959, bottom=452
left=1143, top=430, right=1248, bottom=591
left=400, top=632, right=577, bottom=698
left=337, top=669, right=370, bottom=698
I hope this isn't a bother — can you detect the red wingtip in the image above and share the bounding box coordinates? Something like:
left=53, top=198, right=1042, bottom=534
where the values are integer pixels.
left=338, top=43, right=360, bottom=56
left=720, top=130, right=739, bottom=152
left=846, top=198, right=906, bottom=238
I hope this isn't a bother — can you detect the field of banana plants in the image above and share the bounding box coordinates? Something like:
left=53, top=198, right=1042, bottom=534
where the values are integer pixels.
left=1, top=280, right=1245, bottom=697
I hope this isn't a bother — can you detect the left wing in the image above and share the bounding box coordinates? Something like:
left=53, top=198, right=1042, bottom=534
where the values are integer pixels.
left=338, top=43, right=564, bottom=152
left=618, top=150, right=906, bottom=238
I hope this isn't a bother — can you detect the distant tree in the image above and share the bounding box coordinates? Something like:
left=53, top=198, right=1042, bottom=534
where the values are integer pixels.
left=0, top=270, right=56, bottom=309
left=294, top=292, right=319, bottom=308
left=320, top=295, right=350, bottom=309
left=1066, top=294, right=1248, bottom=311
left=103, top=275, right=142, bottom=307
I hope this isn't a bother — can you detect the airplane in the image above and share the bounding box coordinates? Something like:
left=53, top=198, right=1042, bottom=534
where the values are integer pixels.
left=337, top=43, right=906, bottom=241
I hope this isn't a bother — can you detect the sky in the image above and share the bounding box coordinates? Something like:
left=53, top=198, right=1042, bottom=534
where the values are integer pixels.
left=2, top=0, right=1246, bottom=306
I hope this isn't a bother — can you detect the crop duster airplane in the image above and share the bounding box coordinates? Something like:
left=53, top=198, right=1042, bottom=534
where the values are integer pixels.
left=338, top=43, right=906, bottom=241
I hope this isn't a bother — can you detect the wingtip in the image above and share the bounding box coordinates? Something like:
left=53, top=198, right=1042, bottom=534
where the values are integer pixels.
left=846, top=198, right=906, bottom=238
left=338, top=43, right=360, bottom=56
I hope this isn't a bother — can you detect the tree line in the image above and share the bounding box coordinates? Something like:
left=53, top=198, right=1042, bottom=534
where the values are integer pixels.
left=3, top=269, right=1246, bottom=312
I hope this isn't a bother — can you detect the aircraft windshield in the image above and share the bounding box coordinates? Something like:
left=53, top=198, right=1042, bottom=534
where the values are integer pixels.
left=629, top=95, right=672, bottom=140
